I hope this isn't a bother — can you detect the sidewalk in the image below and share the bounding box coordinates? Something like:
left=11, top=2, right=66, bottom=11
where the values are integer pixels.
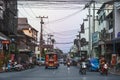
left=109, top=68, right=120, bottom=75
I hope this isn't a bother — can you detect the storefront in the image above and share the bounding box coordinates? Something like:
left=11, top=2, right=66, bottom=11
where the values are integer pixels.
left=112, top=37, right=120, bottom=64
left=0, top=32, right=10, bottom=71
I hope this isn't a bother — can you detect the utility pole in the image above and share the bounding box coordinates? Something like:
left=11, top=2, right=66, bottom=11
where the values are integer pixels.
left=88, top=3, right=91, bottom=58
left=76, top=32, right=81, bottom=57
left=37, top=16, right=48, bottom=57
left=93, top=0, right=95, bottom=33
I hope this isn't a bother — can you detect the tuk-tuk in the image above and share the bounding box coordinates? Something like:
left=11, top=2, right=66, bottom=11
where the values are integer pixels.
left=45, top=52, right=59, bottom=69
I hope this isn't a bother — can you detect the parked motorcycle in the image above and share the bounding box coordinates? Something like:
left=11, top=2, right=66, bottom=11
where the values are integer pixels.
left=79, top=62, right=87, bottom=75
left=100, top=63, right=108, bottom=75
left=14, top=64, right=23, bottom=71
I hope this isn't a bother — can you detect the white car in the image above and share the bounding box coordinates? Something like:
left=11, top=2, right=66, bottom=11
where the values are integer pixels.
left=37, top=58, right=45, bottom=66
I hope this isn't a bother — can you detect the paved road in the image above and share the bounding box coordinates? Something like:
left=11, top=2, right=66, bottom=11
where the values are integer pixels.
left=0, top=64, right=120, bottom=80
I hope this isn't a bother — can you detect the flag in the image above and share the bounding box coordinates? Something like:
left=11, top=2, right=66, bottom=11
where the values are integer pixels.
left=80, top=23, right=84, bottom=33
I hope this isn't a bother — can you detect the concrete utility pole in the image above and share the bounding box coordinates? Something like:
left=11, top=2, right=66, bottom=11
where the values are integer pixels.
left=88, top=3, right=91, bottom=58
left=76, top=32, right=81, bottom=57
left=37, top=16, right=48, bottom=57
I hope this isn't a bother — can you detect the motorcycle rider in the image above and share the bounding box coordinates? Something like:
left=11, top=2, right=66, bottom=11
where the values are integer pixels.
left=99, top=56, right=106, bottom=71
left=101, top=61, right=109, bottom=75
left=79, top=56, right=87, bottom=74
left=66, top=58, right=71, bottom=67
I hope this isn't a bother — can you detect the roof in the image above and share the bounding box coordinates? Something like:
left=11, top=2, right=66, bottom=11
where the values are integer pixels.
left=18, top=18, right=28, bottom=25
left=18, top=18, right=38, bottom=32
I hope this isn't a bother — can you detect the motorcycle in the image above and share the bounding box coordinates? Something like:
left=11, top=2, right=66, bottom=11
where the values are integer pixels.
left=67, top=62, right=70, bottom=67
left=79, top=62, right=87, bottom=75
left=100, top=63, right=108, bottom=75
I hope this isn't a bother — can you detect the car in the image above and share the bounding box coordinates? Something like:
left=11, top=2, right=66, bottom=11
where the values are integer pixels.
left=88, top=58, right=99, bottom=71
left=37, top=58, right=45, bottom=66
left=59, top=58, right=64, bottom=64
left=40, top=58, right=45, bottom=65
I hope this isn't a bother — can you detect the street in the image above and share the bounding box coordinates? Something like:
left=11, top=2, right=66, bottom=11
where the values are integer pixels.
left=0, top=64, right=120, bottom=80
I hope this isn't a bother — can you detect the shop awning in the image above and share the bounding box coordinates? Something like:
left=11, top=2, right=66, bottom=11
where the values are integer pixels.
left=112, top=37, right=120, bottom=43
left=19, top=49, right=31, bottom=52
left=0, top=32, right=9, bottom=40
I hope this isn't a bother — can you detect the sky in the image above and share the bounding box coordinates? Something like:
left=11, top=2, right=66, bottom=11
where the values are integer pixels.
left=17, top=2, right=88, bottom=53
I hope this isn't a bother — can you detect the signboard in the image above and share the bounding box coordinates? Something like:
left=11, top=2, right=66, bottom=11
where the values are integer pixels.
left=0, top=43, right=3, bottom=49
left=1, top=40, right=10, bottom=44
left=92, top=32, right=99, bottom=43
left=111, top=54, right=117, bottom=66
left=117, top=32, right=120, bottom=38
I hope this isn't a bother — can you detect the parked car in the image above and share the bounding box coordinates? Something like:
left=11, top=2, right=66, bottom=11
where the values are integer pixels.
left=88, top=58, right=99, bottom=71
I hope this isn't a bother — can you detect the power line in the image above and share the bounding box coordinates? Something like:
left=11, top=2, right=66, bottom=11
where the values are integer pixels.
left=18, top=10, right=26, bottom=17
left=55, top=42, right=73, bottom=44
left=54, top=35, right=75, bottom=39
left=25, top=0, right=37, bottom=17
left=21, top=5, right=34, bottom=18
left=45, top=9, right=85, bottom=24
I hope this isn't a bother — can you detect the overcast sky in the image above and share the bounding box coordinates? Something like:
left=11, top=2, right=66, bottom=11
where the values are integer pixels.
left=18, top=2, right=88, bottom=53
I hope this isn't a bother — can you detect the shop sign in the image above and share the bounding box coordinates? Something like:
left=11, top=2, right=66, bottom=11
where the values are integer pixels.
left=92, top=32, right=99, bottom=43
left=0, top=43, right=2, bottom=49
left=0, top=41, right=3, bottom=49
left=117, top=32, right=120, bottom=38
left=1, top=40, right=10, bottom=44
left=111, top=54, right=117, bottom=66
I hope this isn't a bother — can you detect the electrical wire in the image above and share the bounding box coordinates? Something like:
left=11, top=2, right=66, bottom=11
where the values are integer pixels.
left=55, top=42, right=73, bottom=44
left=21, top=5, right=34, bottom=18
left=54, top=35, right=75, bottom=39
left=25, top=0, right=37, bottom=17
left=45, top=9, right=85, bottom=24
left=18, top=10, right=26, bottom=17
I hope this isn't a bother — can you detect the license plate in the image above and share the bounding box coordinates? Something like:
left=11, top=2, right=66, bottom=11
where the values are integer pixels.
left=49, top=64, right=53, bottom=66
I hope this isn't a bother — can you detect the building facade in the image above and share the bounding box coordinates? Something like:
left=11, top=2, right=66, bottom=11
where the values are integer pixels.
left=113, top=2, right=120, bottom=64
left=0, top=0, right=18, bottom=70
left=18, top=18, right=38, bottom=52
left=97, top=3, right=114, bottom=63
